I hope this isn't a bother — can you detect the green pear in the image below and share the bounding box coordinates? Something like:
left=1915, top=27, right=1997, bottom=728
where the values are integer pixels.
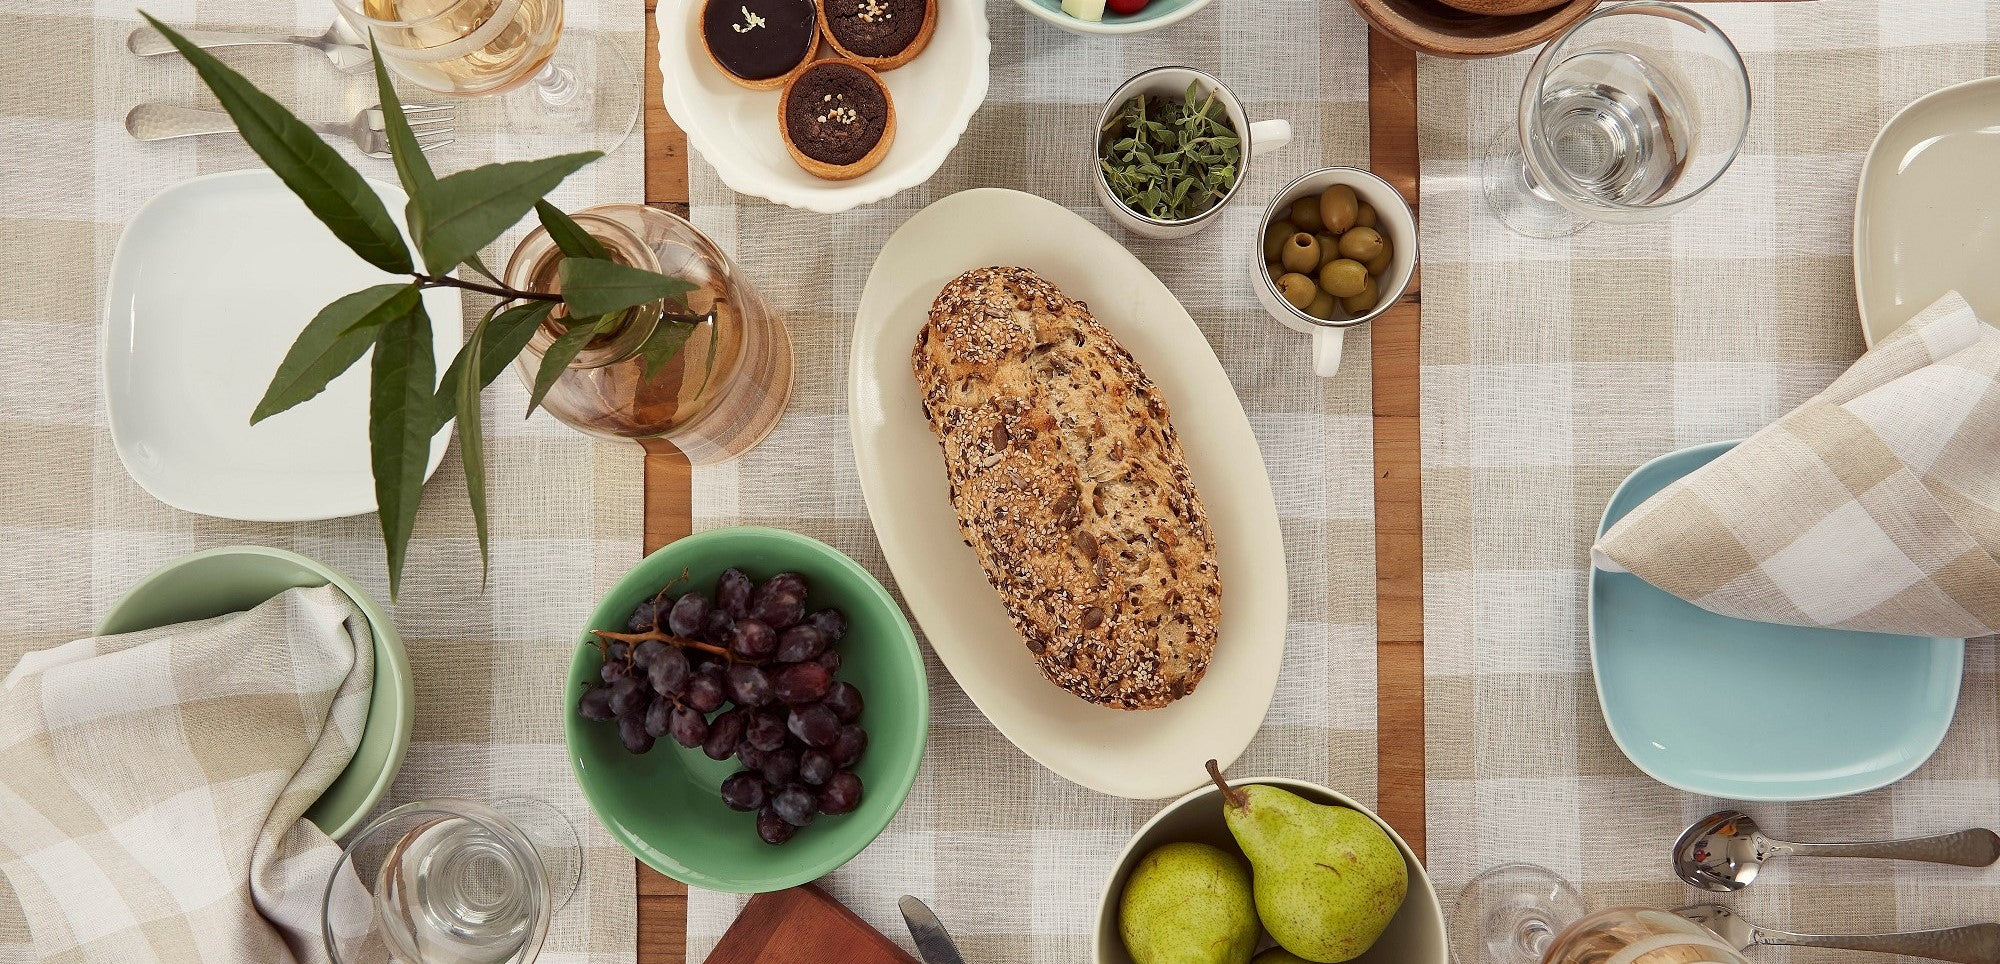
left=1207, top=761, right=1408, bottom=963
left=1252, top=949, right=1314, bottom=964
left=1118, top=841, right=1260, bottom=964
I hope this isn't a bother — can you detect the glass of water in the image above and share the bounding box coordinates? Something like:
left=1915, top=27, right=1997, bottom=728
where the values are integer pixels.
left=1480, top=1, right=1749, bottom=238
left=320, top=798, right=582, bottom=964
left=1449, top=864, right=1749, bottom=964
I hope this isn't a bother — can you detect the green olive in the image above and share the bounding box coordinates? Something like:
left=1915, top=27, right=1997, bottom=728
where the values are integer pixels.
left=1365, top=240, right=1393, bottom=276
left=1338, top=226, right=1385, bottom=263
left=1315, top=233, right=1340, bottom=268
left=1277, top=272, right=1317, bottom=310
left=1306, top=291, right=1337, bottom=320
left=1262, top=219, right=1297, bottom=261
left=1318, top=259, right=1369, bottom=298
left=1341, top=275, right=1380, bottom=315
left=1318, top=185, right=1358, bottom=234
left=1279, top=233, right=1320, bottom=273
left=1356, top=201, right=1378, bottom=230
left=1266, top=261, right=1285, bottom=287
left=1289, top=196, right=1325, bottom=233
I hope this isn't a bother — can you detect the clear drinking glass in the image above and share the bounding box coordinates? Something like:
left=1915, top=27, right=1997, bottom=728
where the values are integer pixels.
left=1450, top=864, right=1750, bottom=964
left=503, top=203, right=793, bottom=463
left=321, top=798, right=582, bottom=964
left=1480, top=2, right=1750, bottom=238
left=332, top=0, right=639, bottom=153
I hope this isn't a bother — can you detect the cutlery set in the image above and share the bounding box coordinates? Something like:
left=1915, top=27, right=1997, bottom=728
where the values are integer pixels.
left=124, top=22, right=456, bottom=157
left=1668, top=810, right=2000, bottom=963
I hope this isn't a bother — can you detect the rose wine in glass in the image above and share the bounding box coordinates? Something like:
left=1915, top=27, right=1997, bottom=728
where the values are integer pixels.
left=1542, top=909, right=1748, bottom=964
left=1450, top=865, right=1749, bottom=964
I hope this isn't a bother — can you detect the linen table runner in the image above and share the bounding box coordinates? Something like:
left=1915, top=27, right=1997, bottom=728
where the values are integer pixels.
left=0, top=2, right=645, bottom=960
left=1419, top=2, right=2000, bottom=957
left=688, top=0, right=1375, bottom=958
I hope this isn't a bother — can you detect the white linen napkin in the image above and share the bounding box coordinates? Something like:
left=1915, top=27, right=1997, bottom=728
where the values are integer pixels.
left=0, top=584, right=374, bottom=963
left=1593, top=292, right=2000, bottom=638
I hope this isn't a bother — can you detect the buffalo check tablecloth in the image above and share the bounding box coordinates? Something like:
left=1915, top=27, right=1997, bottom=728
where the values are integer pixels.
left=686, top=0, right=1378, bottom=959
left=1420, top=2, right=2000, bottom=960
left=0, top=1, right=646, bottom=960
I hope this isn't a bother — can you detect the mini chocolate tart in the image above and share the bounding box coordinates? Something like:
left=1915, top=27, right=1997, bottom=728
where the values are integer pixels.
left=700, top=0, right=821, bottom=90
left=816, top=0, right=935, bottom=71
left=779, top=60, right=896, bottom=180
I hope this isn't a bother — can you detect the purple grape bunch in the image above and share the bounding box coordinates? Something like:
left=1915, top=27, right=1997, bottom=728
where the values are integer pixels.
left=578, top=567, right=868, bottom=845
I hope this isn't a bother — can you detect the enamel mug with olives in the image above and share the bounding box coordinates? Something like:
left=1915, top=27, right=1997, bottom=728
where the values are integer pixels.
left=1251, top=167, right=1417, bottom=377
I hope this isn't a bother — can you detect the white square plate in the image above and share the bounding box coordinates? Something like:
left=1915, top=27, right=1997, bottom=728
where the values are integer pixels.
left=103, top=169, right=460, bottom=522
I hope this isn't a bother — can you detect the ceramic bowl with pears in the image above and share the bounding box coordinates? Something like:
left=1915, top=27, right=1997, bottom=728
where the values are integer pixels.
left=1093, top=763, right=1445, bottom=964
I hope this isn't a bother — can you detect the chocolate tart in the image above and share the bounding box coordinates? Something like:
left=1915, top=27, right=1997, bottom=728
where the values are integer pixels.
left=779, top=60, right=896, bottom=180
left=815, top=0, right=935, bottom=71
left=700, top=0, right=821, bottom=91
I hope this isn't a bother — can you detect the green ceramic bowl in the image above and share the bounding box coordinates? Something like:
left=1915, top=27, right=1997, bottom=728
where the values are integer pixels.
left=94, top=546, right=413, bottom=840
left=1014, top=0, right=1214, bottom=35
left=566, top=527, right=928, bottom=893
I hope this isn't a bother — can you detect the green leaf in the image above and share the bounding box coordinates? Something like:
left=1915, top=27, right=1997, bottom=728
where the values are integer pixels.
left=457, top=305, right=494, bottom=585
left=526, top=315, right=614, bottom=416
left=411, top=153, right=602, bottom=274
left=535, top=200, right=611, bottom=261
left=368, top=304, right=436, bottom=598
left=430, top=299, right=553, bottom=432
left=369, top=38, right=434, bottom=200
left=636, top=319, right=698, bottom=380
left=252, top=283, right=419, bottom=424
left=141, top=13, right=412, bottom=275
left=558, top=257, right=697, bottom=318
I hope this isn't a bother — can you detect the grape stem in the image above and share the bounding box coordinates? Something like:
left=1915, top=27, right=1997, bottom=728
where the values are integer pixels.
left=590, top=628, right=740, bottom=662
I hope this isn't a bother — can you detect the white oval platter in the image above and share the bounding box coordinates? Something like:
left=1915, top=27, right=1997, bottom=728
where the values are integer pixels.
left=848, top=188, right=1287, bottom=799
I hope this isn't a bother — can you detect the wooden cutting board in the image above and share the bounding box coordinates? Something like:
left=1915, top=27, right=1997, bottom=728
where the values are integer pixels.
left=701, top=884, right=921, bottom=964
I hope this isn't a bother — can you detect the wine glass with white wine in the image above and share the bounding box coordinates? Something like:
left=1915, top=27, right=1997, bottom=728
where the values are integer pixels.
left=334, top=0, right=638, bottom=154
left=1451, top=865, right=1749, bottom=964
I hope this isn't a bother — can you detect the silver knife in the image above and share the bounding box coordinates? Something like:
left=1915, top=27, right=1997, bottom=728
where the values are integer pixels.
left=899, top=895, right=968, bottom=964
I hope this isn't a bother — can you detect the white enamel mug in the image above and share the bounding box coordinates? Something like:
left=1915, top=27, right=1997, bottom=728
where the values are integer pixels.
left=1093, top=66, right=1293, bottom=240
left=1251, top=167, right=1418, bottom=377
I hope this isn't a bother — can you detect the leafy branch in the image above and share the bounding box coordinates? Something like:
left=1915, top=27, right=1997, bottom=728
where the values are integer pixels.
left=142, top=13, right=714, bottom=596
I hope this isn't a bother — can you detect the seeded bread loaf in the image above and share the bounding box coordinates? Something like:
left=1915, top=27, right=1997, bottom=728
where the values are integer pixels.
left=912, top=266, right=1221, bottom=710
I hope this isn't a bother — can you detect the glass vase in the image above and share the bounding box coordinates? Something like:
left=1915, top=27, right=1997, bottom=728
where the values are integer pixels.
left=503, top=204, right=792, bottom=464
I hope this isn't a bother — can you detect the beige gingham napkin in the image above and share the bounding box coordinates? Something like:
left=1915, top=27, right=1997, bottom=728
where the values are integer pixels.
left=1594, top=292, right=2000, bottom=638
left=0, top=585, right=371, bottom=964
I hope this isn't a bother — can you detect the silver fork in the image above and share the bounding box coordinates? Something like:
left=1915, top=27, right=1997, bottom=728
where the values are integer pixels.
left=126, top=103, right=456, bottom=159
left=128, top=20, right=372, bottom=73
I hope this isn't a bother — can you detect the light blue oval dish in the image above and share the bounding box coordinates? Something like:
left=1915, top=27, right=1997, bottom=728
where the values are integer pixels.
left=1590, top=440, right=1964, bottom=802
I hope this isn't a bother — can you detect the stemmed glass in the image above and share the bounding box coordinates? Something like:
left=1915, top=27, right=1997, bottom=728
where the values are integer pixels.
left=1450, top=865, right=1749, bottom=964
left=321, top=798, right=583, bottom=964
left=333, top=0, right=639, bottom=154
left=1480, top=2, right=1750, bottom=238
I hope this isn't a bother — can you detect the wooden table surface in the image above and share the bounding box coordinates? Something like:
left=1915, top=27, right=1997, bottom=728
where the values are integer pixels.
left=630, top=12, right=1426, bottom=960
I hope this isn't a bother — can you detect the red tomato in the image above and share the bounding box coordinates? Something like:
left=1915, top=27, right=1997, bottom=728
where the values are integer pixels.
left=1106, top=0, right=1149, bottom=13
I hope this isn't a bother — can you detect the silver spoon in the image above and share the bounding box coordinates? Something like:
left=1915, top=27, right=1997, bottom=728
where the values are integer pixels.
left=1682, top=904, right=2000, bottom=964
left=127, top=20, right=371, bottom=73
left=1676, top=810, right=2000, bottom=892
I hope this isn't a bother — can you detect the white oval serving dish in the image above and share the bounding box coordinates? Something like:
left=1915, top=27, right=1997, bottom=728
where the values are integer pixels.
left=847, top=187, right=1287, bottom=799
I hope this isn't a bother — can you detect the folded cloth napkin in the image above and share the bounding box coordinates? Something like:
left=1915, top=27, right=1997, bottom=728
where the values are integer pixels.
left=0, top=584, right=374, bottom=963
left=1593, top=292, right=2000, bottom=639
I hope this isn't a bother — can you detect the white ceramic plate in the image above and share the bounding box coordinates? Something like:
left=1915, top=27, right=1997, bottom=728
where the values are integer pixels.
left=1855, top=75, right=2000, bottom=346
left=848, top=188, right=1287, bottom=800
left=654, top=0, right=989, bottom=213
left=103, top=170, right=459, bottom=522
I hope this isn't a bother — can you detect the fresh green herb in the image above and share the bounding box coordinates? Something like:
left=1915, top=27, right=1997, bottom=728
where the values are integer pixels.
left=1098, top=79, right=1242, bottom=223
left=142, top=12, right=711, bottom=596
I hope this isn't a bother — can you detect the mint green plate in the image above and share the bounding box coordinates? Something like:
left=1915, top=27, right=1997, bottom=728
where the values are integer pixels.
left=1590, top=441, right=1964, bottom=802
left=95, top=546, right=412, bottom=838
left=566, top=527, right=929, bottom=893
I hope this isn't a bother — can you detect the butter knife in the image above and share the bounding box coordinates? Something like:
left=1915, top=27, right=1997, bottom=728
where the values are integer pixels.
left=899, top=895, right=968, bottom=964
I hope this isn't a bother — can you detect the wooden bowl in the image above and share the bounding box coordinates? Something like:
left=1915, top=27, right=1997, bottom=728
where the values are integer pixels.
left=1347, top=0, right=1595, bottom=59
